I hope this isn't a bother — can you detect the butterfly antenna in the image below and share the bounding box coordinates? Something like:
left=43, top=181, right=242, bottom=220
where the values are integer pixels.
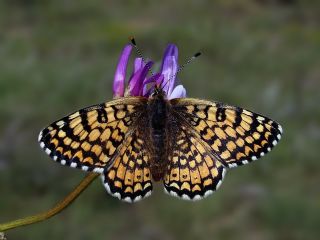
left=129, top=36, right=155, bottom=76
left=161, top=51, right=201, bottom=91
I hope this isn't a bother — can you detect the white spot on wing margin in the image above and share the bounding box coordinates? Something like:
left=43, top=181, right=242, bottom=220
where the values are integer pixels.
left=164, top=167, right=227, bottom=201
left=100, top=174, right=151, bottom=203
left=38, top=131, right=43, bottom=142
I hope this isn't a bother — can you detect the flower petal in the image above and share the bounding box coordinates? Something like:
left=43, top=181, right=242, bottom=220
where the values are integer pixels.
left=161, top=44, right=178, bottom=71
left=113, top=44, right=132, bottom=97
left=128, top=61, right=153, bottom=96
left=142, top=74, right=164, bottom=96
left=160, top=44, right=179, bottom=95
left=133, top=58, right=144, bottom=74
left=168, top=85, right=187, bottom=99
left=144, top=73, right=162, bottom=84
left=160, top=45, right=179, bottom=95
left=161, top=56, right=178, bottom=95
left=155, top=74, right=164, bottom=86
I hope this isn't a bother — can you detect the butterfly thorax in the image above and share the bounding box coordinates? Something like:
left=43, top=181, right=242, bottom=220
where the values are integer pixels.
left=147, top=91, right=170, bottom=181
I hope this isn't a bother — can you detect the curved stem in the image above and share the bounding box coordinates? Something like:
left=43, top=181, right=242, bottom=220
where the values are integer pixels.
left=0, top=173, right=99, bottom=232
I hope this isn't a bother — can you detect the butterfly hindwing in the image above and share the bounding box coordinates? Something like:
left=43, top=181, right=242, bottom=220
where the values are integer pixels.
left=170, top=98, right=283, bottom=168
left=38, top=97, right=147, bottom=173
left=102, top=130, right=153, bottom=202
left=164, top=124, right=226, bottom=201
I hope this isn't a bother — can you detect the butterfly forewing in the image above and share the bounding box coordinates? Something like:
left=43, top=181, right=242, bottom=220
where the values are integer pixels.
left=38, top=97, right=148, bottom=173
left=170, top=98, right=283, bottom=168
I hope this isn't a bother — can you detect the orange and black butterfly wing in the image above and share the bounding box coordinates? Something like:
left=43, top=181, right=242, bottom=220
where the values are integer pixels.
left=102, top=130, right=153, bottom=202
left=164, top=124, right=226, bottom=200
left=38, top=97, right=147, bottom=173
left=170, top=98, right=283, bottom=168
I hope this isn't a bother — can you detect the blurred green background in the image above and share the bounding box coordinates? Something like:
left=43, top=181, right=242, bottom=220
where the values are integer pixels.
left=0, top=0, right=319, bottom=239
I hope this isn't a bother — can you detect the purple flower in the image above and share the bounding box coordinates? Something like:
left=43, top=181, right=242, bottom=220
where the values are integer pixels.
left=113, top=44, right=132, bottom=98
left=112, top=43, right=186, bottom=99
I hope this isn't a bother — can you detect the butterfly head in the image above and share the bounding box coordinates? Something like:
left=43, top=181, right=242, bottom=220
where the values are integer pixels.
left=150, top=85, right=167, bottom=98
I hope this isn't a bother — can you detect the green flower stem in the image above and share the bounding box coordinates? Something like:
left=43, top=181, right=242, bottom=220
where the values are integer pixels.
left=0, top=173, right=99, bottom=232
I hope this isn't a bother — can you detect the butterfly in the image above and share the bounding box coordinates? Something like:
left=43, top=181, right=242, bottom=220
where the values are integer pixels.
left=39, top=87, right=282, bottom=202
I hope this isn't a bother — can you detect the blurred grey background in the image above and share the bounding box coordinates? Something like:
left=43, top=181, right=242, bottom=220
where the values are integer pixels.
left=0, top=1, right=319, bottom=239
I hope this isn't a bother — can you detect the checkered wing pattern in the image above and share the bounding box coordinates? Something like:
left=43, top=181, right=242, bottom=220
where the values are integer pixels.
left=164, top=124, right=226, bottom=200
left=170, top=98, right=283, bottom=168
left=102, top=130, right=152, bottom=202
left=38, top=97, right=147, bottom=174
